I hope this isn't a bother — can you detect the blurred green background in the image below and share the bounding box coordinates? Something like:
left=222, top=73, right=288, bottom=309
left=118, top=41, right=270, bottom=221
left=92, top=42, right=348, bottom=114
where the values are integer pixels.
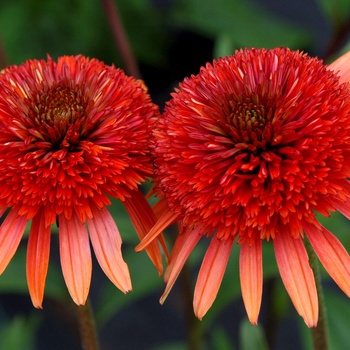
left=0, top=0, right=349, bottom=349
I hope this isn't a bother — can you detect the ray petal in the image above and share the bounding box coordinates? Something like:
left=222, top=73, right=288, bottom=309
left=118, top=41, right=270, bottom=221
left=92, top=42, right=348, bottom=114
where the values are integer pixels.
left=164, top=224, right=200, bottom=282
left=124, top=190, right=168, bottom=275
left=273, top=233, right=318, bottom=327
left=160, top=226, right=202, bottom=304
left=193, top=236, right=234, bottom=320
left=135, top=208, right=180, bottom=252
left=329, top=50, right=350, bottom=84
left=151, top=197, right=171, bottom=220
left=0, top=208, right=28, bottom=274
left=59, top=213, right=92, bottom=305
left=304, top=221, right=350, bottom=297
left=26, top=208, right=51, bottom=308
left=239, top=239, right=263, bottom=325
left=88, top=206, right=132, bottom=293
left=327, top=197, right=350, bottom=220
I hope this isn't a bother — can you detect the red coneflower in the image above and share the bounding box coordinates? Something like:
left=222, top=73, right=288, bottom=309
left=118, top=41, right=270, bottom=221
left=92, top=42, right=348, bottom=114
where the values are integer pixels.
left=137, top=48, right=350, bottom=327
left=0, top=55, right=163, bottom=308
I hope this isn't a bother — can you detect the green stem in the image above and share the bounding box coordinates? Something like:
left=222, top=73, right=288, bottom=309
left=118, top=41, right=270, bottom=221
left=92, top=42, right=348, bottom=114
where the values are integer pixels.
left=181, top=262, right=202, bottom=350
left=76, top=299, right=100, bottom=350
left=100, top=0, right=141, bottom=79
left=305, top=238, right=329, bottom=350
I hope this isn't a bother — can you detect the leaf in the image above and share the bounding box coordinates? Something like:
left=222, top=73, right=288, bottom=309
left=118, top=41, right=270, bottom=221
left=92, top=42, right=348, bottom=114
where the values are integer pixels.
left=299, top=287, right=350, bottom=350
left=324, top=288, right=350, bottom=350
left=315, top=0, right=350, bottom=25
left=239, top=319, right=269, bottom=350
left=316, top=211, right=350, bottom=252
left=0, top=0, right=169, bottom=68
left=211, top=326, right=236, bottom=350
left=214, top=33, right=236, bottom=58
left=117, top=0, right=170, bottom=66
left=95, top=247, right=164, bottom=326
left=0, top=244, right=67, bottom=303
left=0, top=314, right=40, bottom=350
left=171, top=0, right=311, bottom=52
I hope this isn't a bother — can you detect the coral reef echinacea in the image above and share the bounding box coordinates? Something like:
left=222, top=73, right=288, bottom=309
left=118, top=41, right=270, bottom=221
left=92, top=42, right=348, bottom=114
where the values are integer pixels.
left=0, top=55, right=163, bottom=308
left=137, top=48, right=350, bottom=327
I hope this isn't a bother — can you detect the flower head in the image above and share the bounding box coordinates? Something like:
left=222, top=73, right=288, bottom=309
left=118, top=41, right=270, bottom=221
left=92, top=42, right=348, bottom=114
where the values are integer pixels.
left=0, top=55, right=163, bottom=307
left=137, top=48, right=350, bottom=327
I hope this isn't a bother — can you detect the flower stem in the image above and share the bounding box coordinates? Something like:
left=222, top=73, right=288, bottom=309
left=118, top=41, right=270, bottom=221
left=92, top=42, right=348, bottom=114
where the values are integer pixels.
left=76, top=299, right=100, bottom=350
left=100, top=0, right=141, bottom=79
left=181, top=263, right=202, bottom=350
left=305, top=238, right=329, bottom=350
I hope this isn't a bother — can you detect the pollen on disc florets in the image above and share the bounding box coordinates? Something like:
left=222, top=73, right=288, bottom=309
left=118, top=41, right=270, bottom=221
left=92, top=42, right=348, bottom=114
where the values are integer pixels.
left=29, top=85, right=88, bottom=148
left=37, top=85, right=85, bottom=125
left=227, top=98, right=270, bottom=149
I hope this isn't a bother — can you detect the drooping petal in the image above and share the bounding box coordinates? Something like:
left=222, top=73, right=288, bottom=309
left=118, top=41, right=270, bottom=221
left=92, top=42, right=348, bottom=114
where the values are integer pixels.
left=304, top=221, right=350, bottom=297
left=327, top=197, right=350, bottom=220
left=0, top=208, right=28, bottom=274
left=135, top=209, right=180, bottom=252
left=164, top=224, right=200, bottom=282
left=87, top=206, right=132, bottom=293
left=124, top=190, right=168, bottom=275
left=0, top=54, right=160, bottom=306
left=59, top=213, right=92, bottom=305
left=239, top=239, right=263, bottom=325
left=151, top=197, right=171, bottom=220
left=193, top=236, right=234, bottom=320
left=328, top=50, right=350, bottom=84
left=273, top=233, right=318, bottom=327
left=26, top=208, right=51, bottom=308
left=160, top=226, right=202, bottom=304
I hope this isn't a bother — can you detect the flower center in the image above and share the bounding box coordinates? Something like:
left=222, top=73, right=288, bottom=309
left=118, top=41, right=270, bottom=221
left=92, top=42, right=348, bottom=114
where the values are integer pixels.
left=230, top=101, right=267, bottom=143
left=38, top=86, right=85, bottom=126
left=31, top=85, right=87, bottom=148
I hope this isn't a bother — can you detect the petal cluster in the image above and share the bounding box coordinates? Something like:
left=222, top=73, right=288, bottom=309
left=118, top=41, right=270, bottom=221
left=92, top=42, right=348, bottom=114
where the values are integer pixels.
left=140, top=48, right=350, bottom=326
left=0, top=55, right=161, bottom=307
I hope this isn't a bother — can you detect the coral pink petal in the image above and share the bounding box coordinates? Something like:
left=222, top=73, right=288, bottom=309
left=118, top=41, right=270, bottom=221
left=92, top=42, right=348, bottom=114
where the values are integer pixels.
left=304, top=221, right=350, bottom=297
left=135, top=209, right=180, bottom=252
left=123, top=190, right=156, bottom=241
left=0, top=208, right=28, bottom=274
left=273, top=234, right=318, bottom=327
left=88, top=206, right=132, bottom=293
left=152, top=197, right=171, bottom=220
left=193, top=236, right=234, bottom=320
left=59, top=213, right=92, bottom=305
left=239, top=239, right=263, bottom=325
left=328, top=197, right=350, bottom=220
left=26, top=209, right=51, bottom=308
left=164, top=225, right=201, bottom=282
left=124, top=190, right=167, bottom=274
left=160, top=226, right=202, bottom=304
left=329, top=50, right=350, bottom=84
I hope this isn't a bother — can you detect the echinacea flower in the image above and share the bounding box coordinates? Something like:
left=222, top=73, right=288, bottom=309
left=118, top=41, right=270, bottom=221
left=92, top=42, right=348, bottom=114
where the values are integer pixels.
left=0, top=55, right=163, bottom=308
left=137, top=48, right=350, bottom=327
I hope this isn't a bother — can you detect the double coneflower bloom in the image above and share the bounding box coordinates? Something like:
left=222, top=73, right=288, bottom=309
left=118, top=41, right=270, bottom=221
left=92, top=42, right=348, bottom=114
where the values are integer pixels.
left=0, top=55, right=164, bottom=308
left=0, top=48, right=349, bottom=328
left=137, top=48, right=350, bottom=327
